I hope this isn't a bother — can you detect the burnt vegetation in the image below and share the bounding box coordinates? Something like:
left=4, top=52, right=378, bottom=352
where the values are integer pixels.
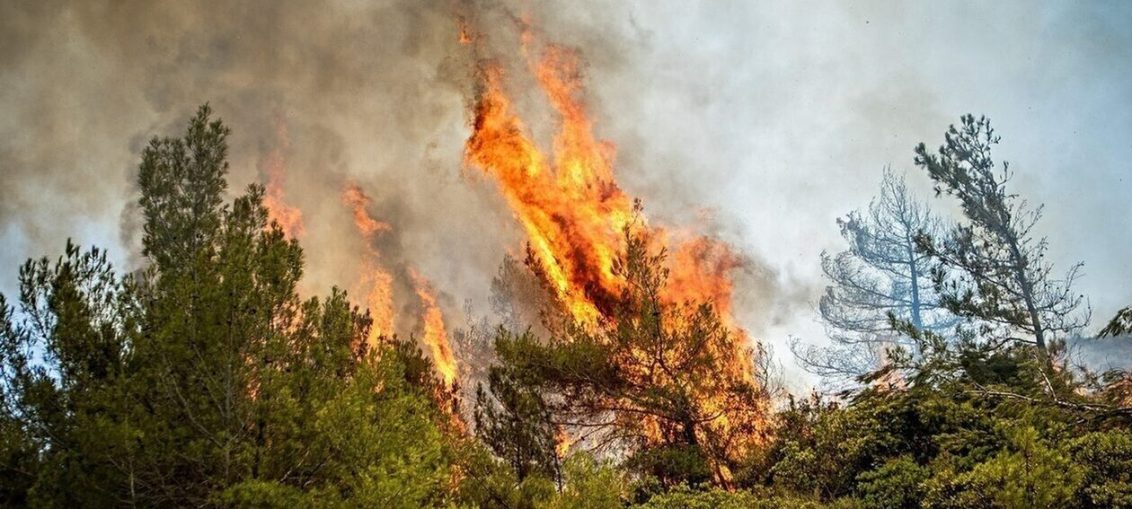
left=2, top=108, right=1131, bottom=508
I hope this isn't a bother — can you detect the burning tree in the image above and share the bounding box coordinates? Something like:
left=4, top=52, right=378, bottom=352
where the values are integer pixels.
left=479, top=229, right=772, bottom=487
left=462, top=23, right=772, bottom=487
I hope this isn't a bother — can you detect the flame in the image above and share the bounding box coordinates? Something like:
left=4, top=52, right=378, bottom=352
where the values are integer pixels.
left=462, top=24, right=767, bottom=480
left=554, top=425, right=573, bottom=459
left=457, top=16, right=474, bottom=45
left=465, top=57, right=632, bottom=325
left=261, top=119, right=305, bottom=239
left=410, top=268, right=458, bottom=387
left=342, top=183, right=395, bottom=346
left=464, top=45, right=749, bottom=338
left=873, top=341, right=907, bottom=392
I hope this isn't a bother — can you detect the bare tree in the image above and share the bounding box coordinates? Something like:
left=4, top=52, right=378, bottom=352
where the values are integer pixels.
left=794, top=168, right=957, bottom=383
left=913, top=115, right=1089, bottom=355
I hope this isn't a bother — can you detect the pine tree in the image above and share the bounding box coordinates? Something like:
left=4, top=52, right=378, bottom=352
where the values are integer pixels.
left=0, top=105, right=458, bottom=506
left=913, top=115, right=1089, bottom=355
left=488, top=229, right=771, bottom=487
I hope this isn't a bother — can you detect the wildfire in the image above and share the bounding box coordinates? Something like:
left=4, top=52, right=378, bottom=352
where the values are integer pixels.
left=554, top=425, right=573, bottom=459
left=465, top=58, right=632, bottom=325
left=462, top=21, right=767, bottom=480
left=341, top=183, right=459, bottom=386
left=342, top=184, right=395, bottom=346
left=410, top=268, right=458, bottom=388
left=261, top=119, right=305, bottom=240
left=457, top=16, right=474, bottom=45
left=463, top=39, right=753, bottom=342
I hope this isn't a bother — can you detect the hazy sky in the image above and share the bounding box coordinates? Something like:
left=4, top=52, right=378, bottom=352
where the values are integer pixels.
left=2, top=1, right=1129, bottom=389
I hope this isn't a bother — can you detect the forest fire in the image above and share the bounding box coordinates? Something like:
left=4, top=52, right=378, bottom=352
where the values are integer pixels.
left=462, top=23, right=768, bottom=480
left=261, top=120, right=305, bottom=240
left=410, top=268, right=457, bottom=387
left=464, top=41, right=751, bottom=341
left=465, top=59, right=631, bottom=325
left=340, top=183, right=459, bottom=387
left=342, top=184, right=396, bottom=346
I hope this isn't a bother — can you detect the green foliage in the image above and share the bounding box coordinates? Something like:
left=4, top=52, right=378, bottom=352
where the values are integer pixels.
left=634, top=484, right=835, bottom=509
left=4, top=106, right=1130, bottom=509
left=1100, top=306, right=1132, bottom=337
left=923, top=424, right=1084, bottom=509
left=474, top=328, right=561, bottom=483
left=1070, top=430, right=1132, bottom=508
left=855, top=456, right=929, bottom=509
left=913, top=114, right=1087, bottom=353
left=454, top=443, right=557, bottom=509
left=541, top=454, right=629, bottom=509
left=0, top=106, right=459, bottom=507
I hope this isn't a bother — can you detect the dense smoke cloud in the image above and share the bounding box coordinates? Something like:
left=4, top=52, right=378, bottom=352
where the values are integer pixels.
left=0, top=0, right=506, bottom=336
left=2, top=0, right=1130, bottom=387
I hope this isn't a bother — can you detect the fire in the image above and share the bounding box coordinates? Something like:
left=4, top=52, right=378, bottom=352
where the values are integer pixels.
left=261, top=119, right=305, bottom=240
left=465, top=57, right=632, bottom=325
left=342, top=183, right=395, bottom=346
left=554, top=425, right=573, bottom=459
left=462, top=22, right=768, bottom=480
left=410, top=268, right=458, bottom=387
left=457, top=16, right=474, bottom=45
left=464, top=42, right=748, bottom=341
left=341, top=183, right=459, bottom=386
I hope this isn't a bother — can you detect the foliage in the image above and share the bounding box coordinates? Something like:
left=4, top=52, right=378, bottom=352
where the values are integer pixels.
left=913, top=114, right=1088, bottom=354
left=485, top=228, right=771, bottom=487
left=1100, top=306, right=1132, bottom=338
left=474, top=330, right=562, bottom=484
left=3, top=106, right=1130, bottom=508
left=0, top=106, right=458, bottom=507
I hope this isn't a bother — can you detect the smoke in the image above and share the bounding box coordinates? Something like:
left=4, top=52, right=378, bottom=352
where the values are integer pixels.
left=1067, top=336, right=1132, bottom=374
left=0, top=0, right=499, bottom=324
left=2, top=1, right=1130, bottom=389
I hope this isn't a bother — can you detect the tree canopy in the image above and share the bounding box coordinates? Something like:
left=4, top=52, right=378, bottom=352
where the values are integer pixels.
left=1, top=107, right=1129, bottom=508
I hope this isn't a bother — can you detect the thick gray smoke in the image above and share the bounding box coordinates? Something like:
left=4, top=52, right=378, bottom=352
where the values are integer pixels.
left=2, top=1, right=1130, bottom=389
left=1, top=0, right=502, bottom=336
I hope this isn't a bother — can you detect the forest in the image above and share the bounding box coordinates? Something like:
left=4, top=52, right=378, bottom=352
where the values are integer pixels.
left=1, top=102, right=1130, bottom=509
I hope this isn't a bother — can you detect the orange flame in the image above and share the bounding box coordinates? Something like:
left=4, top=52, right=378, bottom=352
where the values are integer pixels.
left=457, top=16, right=474, bottom=46
left=465, top=46, right=748, bottom=337
left=410, top=268, right=458, bottom=387
left=462, top=25, right=767, bottom=479
left=342, top=183, right=395, bottom=346
left=465, top=58, right=631, bottom=325
left=554, top=425, right=573, bottom=459
left=261, top=120, right=305, bottom=240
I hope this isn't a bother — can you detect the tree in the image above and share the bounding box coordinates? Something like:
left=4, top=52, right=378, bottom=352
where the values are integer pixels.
left=0, top=105, right=459, bottom=507
left=489, top=229, right=771, bottom=487
left=795, top=169, right=957, bottom=382
left=1099, top=306, right=1132, bottom=338
left=474, top=333, right=562, bottom=485
left=913, top=115, right=1089, bottom=355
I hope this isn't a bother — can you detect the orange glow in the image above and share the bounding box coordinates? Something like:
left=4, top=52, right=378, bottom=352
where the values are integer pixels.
left=464, top=45, right=750, bottom=341
left=463, top=27, right=767, bottom=480
left=342, top=183, right=395, bottom=347
left=554, top=425, right=573, bottom=459
left=457, top=17, right=474, bottom=45
left=261, top=120, right=305, bottom=239
left=465, top=57, right=631, bottom=325
left=410, top=268, right=458, bottom=387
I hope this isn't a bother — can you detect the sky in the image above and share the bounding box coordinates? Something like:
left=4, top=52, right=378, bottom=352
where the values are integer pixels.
left=1, top=0, right=1129, bottom=390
